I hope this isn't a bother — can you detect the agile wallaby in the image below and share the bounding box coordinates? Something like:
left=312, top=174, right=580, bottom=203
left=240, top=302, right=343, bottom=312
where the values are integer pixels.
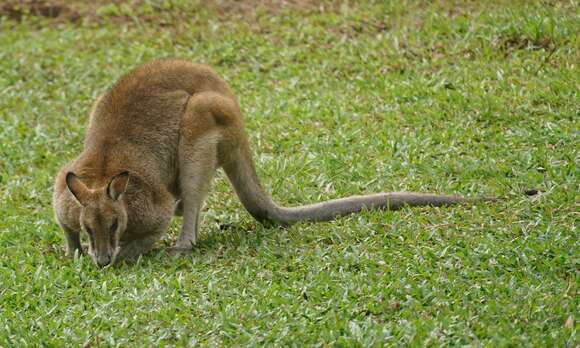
left=54, top=59, right=482, bottom=268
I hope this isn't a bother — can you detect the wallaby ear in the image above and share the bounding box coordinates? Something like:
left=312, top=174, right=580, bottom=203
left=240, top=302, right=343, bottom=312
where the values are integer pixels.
left=107, top=171, right=130, bottom=201
left=66, top=172, right=90, bottom=206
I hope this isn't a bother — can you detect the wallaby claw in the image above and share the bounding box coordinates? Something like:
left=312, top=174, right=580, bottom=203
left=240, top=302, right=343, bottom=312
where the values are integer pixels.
left=167, top=245, right=194, bottom=255
left=64, top=246, right=86, bottom=259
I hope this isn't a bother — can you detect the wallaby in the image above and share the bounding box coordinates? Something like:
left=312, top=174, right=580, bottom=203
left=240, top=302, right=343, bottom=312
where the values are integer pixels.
left=53, top=59, right=485, bottom=268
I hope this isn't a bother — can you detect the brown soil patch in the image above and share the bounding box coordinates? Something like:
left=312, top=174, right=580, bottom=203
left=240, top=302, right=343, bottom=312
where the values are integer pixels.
left=0, top=0, right=326, bottom=24
left=211, top=0, right=321, bottom=16
left=1, top=0, right=80, bottom=22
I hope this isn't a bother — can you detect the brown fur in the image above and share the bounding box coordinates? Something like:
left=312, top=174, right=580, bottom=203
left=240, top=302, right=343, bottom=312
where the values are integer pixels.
left=53, top=59, right=485, bottom=268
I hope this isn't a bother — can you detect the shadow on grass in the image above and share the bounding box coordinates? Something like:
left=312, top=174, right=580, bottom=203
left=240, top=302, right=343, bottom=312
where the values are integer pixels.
left=110, top=220, right=289, bottom=270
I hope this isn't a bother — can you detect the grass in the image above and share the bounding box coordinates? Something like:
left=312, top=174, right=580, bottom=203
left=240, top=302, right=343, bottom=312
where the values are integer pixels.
left=0, top=0, right=578, bottom=346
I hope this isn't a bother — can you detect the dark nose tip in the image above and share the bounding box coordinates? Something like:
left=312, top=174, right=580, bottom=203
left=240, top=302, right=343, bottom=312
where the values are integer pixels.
left=96, top=256, right=111, bottom=268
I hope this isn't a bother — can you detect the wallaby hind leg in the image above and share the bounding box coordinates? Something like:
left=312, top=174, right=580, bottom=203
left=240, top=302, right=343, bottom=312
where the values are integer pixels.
left=173, top=95, right=221, bottom=250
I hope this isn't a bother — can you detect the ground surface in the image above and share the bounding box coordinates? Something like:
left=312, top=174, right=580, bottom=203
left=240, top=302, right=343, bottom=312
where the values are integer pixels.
left=0, top=0, right=578, bottom=346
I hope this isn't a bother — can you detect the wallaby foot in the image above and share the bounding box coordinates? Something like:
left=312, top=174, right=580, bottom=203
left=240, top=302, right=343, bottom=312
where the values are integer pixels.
left=173, top=235, right=196, bottom=250
left=167, top=245, right=194, bottom=255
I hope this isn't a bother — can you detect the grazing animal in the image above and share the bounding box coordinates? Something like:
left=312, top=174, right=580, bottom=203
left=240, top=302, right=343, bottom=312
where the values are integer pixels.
left=53, top=59, right=484, bottom=268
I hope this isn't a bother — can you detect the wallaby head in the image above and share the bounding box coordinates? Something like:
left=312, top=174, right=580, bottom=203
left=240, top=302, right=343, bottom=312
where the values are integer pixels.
left=65, top=171, right=130, bottom=268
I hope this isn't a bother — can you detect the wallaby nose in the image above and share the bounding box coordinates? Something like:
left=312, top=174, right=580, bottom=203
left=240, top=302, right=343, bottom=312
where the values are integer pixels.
left=96, top=255, right=111, bottom=268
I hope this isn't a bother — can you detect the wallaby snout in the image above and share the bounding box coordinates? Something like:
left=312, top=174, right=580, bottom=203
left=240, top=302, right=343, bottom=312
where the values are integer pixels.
left=90, top=239, right=116, bottom=268
left=95, top=254, right=112, bottom=268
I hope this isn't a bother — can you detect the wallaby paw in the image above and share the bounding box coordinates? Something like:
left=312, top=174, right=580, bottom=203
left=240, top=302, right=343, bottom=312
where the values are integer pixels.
left=167, top=246, right=193, bottom=256
left=174, top=237, right=196, bottom=249
left=168, top=239, right=196, bottom=254
left=64, top=246, right=87, bottom=259
left=64, top=252, right=76, bottom=259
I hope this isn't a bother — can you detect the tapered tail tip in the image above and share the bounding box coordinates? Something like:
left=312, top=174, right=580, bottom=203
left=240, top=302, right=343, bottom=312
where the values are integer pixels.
left=480, top=196, right=497, bottom=203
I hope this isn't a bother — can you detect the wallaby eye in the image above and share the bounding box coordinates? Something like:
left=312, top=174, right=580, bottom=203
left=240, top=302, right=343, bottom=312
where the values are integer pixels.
left=110, top=219, right=118, bottom=232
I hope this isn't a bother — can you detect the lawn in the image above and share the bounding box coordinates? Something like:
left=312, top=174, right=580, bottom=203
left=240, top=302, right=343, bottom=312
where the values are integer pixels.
left=0, top=0, right=578, bottom=346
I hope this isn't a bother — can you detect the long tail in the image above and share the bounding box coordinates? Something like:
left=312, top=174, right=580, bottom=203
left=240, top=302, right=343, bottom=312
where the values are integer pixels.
left=222, top=147, right=483, bottom=225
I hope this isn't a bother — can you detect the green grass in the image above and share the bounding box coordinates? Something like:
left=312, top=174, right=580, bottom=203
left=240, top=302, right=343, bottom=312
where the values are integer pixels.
left=0, top=0, right=578, bottom=346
